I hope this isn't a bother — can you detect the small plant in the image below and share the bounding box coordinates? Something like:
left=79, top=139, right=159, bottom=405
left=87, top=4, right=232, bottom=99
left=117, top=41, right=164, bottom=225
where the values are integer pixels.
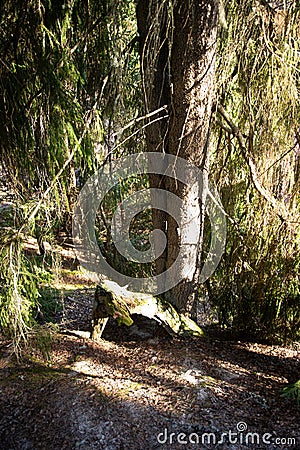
left=281, top=380, right=300, bottom=406
left=28, top=323, right=59, bottom=362
left=36, top=287, right=62, bottom=322
left=0, top=239, right=40, bottom=348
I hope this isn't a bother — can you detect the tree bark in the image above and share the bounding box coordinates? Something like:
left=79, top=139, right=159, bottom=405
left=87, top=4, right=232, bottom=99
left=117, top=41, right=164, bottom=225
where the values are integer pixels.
left=136, top=1, right=219, bottom=314
left=166, top=1, right=219, bottom=314
left=91, top=281, right=204, bottom=340
left=136, top=0, right=170, bottom=276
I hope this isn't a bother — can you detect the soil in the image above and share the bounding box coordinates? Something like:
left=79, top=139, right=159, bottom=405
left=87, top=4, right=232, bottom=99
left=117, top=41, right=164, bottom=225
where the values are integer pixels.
left=0, top=267, right=299, bottom=450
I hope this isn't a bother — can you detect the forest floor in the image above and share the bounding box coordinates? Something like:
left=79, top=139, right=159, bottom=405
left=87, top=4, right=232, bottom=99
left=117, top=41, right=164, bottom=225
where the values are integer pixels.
left=0, top=246, right=299, bottom=450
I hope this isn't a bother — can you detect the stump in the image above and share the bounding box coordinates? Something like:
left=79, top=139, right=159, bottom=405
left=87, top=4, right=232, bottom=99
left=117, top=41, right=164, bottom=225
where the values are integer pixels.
left=91, top=280, right=204, bottom=340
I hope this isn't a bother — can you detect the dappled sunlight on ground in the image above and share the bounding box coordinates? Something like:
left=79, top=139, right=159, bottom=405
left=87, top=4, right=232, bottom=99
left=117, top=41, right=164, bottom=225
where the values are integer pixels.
left=0, top=269, right=299, bottom=449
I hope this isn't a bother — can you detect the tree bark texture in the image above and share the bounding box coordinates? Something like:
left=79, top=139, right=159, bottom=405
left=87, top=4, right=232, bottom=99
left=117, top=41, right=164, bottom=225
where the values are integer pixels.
left=137, top=1, right=219, bottom=314
left=136, top=0, right=170, bottom=276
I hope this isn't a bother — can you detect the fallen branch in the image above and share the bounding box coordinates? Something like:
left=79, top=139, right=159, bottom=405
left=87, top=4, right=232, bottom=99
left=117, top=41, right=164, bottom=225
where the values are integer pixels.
left=91, top=280, right=204, bottom=340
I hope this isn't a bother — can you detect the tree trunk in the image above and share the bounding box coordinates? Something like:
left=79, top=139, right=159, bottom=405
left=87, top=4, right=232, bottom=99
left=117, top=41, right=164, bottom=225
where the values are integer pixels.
left=136, top=1, right=219, bottom=314
left=166, top=1, right=219, bottom=314
left=136, top=0, right=170, bottom=276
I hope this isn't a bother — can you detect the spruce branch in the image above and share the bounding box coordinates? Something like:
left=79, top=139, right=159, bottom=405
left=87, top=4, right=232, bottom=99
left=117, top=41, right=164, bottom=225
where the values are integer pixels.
left=216, top=104, right=289, bottom=222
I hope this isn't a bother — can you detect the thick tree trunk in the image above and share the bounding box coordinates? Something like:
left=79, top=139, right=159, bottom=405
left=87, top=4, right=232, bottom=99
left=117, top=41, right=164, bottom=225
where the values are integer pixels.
left=166, top=1, right=219, bottom=314
left=136, top=1, right=219, bottom=314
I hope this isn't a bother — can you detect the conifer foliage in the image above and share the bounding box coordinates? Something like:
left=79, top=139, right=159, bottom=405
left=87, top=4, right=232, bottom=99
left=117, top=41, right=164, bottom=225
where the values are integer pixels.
left=0, top=0, right=299, bottom=346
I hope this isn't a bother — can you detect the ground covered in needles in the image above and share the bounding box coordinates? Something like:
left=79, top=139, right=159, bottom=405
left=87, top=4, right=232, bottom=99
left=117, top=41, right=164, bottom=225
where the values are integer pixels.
left=0, top=270, right=299, bottom=450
